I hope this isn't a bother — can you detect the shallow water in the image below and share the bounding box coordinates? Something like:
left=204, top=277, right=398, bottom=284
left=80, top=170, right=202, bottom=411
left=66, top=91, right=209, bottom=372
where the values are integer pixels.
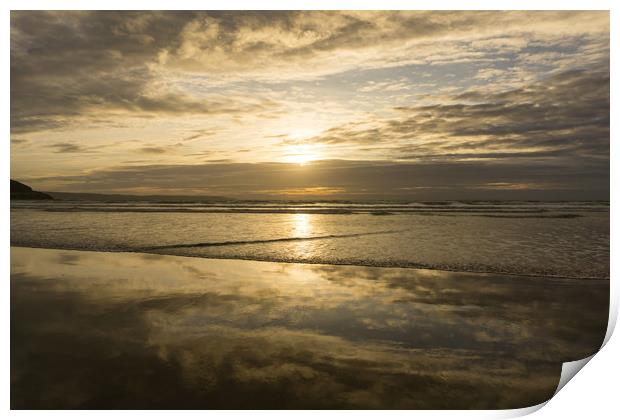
left=11, top=201, right=609, bottom=278
left=10, top=247, right=608, bottom=409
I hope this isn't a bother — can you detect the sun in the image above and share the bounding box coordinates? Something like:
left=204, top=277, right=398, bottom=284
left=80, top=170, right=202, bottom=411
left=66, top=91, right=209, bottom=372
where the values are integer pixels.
left=285, top=144, right=320, bottom=165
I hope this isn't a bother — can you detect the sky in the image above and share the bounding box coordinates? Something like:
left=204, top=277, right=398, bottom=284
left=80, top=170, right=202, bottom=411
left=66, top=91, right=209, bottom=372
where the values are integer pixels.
left=10, top=11, right=610, bottom=200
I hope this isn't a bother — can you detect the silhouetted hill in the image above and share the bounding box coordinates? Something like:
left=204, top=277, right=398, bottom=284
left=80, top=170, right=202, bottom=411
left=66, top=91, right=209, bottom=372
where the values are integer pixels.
left=11, top=180, right=53, bottom=200
left=45, top=191, right=229, bottom=203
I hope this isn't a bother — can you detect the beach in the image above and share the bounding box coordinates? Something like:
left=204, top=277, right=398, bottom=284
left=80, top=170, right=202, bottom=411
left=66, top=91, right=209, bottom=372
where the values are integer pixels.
left=10, top=9, right=611, bottom=412
left=11, top=246, right=608, bottom=409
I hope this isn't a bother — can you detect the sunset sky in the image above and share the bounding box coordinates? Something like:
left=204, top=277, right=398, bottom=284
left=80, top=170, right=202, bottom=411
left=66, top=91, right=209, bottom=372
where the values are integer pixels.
left=10, top=11, right=610, bottom=200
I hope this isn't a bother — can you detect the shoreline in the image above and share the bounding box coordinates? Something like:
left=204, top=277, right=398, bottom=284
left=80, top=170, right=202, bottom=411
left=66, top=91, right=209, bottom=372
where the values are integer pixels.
left=10, top=244, right=610, bottom=282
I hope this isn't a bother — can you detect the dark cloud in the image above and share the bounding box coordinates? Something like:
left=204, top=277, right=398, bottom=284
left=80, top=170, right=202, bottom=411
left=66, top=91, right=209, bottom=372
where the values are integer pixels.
left=10, top=11, right=281, bottom=133
left=309, top=67, right=609, bottom=165
left=204, top=159, right=233, bottom=164
left=47, top=142, right=90, bottom=153
left=180, top=129, right=220, bottom=142
left=11, top=11, right=608, bottom=134
left=11, top=11, right=181, bottom=132
left=140, top=147, right=170, bottom=154
left=161, top=11, right=607, bottom=71
left=26, top=159, right=609, bottom=200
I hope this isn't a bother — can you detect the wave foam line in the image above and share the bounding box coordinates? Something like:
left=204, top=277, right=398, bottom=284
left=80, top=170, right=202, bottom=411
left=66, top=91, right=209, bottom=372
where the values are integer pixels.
left=140, top=230, right=400, bottom=251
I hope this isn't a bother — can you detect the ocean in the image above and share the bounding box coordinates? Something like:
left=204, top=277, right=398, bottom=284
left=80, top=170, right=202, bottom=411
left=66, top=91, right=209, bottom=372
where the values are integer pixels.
left=10, top=200, right=610, bottom=279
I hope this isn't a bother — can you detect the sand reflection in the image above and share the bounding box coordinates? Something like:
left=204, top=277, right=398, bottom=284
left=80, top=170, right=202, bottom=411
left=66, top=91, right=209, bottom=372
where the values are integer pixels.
left=10, top=247, right=608, bottom=409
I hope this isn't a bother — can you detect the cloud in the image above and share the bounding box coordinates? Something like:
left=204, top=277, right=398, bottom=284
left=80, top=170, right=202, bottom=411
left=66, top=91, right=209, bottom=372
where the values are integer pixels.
left=304, top=67, right=609, bottom=165
left=10, top=11, right=609, bottom=200
left=155, top=11, right=609, bottom=83
left=46, top=142, right=91, bottom=153
left=140, top=146, right=171, bottom=154
left=11, top=11, right=608, bottom=134
left=473, top=68, right=506, bottom=80
left=10, top=11, right=282, bottom=134
left=358, top=78, right=411, bottom=93
left=24, top=158, right=608, bottom=200
left=180, top=129, right=220, bottom=142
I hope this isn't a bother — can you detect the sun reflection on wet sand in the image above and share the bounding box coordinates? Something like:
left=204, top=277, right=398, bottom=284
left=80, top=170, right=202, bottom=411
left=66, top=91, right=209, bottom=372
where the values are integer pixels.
left=10, top=247, right=608, bottom=409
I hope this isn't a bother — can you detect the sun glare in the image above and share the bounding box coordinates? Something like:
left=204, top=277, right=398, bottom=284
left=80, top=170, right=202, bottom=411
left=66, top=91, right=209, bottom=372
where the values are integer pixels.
left=285, top=144, right=320, bottom=165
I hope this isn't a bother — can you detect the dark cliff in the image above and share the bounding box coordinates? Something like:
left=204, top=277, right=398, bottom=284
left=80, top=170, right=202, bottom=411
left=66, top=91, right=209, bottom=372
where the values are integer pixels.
left=11, top=180, right=53, bottom=200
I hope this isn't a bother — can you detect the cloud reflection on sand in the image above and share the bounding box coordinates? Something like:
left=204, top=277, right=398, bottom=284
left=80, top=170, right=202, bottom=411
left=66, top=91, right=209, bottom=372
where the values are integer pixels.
left=10, top=247, right=608, bottom=409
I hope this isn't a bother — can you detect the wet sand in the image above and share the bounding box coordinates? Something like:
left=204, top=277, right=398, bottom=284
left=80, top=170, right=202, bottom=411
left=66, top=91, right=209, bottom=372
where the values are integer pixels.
left=10, top=247, right=608, bottom=409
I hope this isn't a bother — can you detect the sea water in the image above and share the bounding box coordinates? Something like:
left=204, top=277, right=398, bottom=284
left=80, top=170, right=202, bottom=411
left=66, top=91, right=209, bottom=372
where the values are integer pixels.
left=10, top=200, right=609, bottom=279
